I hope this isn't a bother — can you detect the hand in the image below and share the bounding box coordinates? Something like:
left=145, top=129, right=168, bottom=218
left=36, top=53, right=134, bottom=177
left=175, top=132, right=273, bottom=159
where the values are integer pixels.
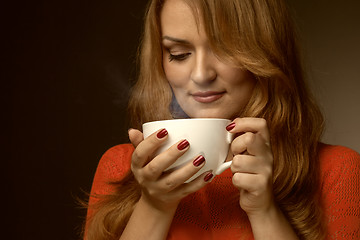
left=226, top=118, right=275, bottom=217
left=128, top=128, right=212, bottom=212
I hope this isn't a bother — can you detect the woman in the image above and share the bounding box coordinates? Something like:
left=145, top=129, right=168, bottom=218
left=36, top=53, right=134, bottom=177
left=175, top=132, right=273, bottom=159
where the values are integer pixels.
left=84, top=0, right=360, bottom=239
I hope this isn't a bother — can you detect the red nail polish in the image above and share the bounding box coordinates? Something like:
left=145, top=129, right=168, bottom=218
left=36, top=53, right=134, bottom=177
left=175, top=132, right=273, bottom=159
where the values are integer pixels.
left=193, top=155, right=205, bottom=167
left=204, top=172, right=213, bottom=182
left=177, top=140, right=189, bottom=150
left=226, top=122, right=235, bottom=131
left=157, top=129, right=168, bottom=139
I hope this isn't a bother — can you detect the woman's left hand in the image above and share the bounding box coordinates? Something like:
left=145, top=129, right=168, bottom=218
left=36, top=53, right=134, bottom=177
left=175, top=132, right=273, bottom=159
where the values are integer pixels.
left=226, top=117, right=275, bottom=217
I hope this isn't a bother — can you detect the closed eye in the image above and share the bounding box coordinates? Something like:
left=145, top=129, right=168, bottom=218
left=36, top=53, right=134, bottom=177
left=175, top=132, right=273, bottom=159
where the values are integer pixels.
left=168, top=52, right=191, bottom=62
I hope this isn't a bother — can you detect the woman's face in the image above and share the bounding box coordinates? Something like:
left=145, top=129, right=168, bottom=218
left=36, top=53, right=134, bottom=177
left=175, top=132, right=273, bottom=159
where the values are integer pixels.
left=160, top=0, right=256, bottom=119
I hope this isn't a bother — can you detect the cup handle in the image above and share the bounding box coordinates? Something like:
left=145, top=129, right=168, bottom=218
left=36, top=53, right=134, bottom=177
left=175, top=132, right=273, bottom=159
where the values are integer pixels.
left=227, top=131, right=234, bottom=144
left=215, top=131, right=234, bottom=175
left=215, top=161, right=232, bottom=175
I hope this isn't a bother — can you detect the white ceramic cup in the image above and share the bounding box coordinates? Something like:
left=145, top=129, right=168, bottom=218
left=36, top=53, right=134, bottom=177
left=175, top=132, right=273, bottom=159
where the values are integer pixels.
left=142, top=118, right=234, bottom=182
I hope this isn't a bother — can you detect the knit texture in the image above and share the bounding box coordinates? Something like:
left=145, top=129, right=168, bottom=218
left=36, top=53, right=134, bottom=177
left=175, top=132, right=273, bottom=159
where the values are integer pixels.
left=86, top=143, right=360, bottom=239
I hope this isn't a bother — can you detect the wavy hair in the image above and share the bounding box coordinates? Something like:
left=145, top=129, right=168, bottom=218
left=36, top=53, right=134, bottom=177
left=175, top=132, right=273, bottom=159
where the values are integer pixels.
left=85, top=0, right=325, bottom=239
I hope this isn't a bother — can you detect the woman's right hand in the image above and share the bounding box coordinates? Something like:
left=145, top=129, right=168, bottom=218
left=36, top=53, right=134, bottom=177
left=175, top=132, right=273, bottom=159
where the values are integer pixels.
left=128, top=128, right=212, bottom=212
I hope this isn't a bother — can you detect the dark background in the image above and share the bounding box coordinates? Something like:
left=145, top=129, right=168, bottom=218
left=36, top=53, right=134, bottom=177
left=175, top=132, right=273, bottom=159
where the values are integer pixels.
left=4, top=0, right=360, bottom=239
left=5, top=1, right=146, bottom=239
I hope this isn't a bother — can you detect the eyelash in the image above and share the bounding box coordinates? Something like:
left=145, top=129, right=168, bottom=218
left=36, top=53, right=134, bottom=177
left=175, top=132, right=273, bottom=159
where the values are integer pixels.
left=168, top=53, right=191, bottom=62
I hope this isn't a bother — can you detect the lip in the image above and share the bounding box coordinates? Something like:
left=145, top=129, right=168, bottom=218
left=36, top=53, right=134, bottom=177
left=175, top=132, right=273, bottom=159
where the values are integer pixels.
left=191, top=91, right=225, bottom=103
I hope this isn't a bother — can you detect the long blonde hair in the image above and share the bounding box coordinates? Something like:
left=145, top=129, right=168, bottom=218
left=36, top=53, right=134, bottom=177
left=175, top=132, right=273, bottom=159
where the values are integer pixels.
left=85, top=0, right=325, bottom=239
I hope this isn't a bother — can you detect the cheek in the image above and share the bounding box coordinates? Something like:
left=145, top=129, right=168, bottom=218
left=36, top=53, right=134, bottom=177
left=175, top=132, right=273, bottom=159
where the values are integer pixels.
left=225, top=68, right=254, bottom=84
left=225, top=69, right=256, bottom=103
left=163, top=59, right=175, bottom=81
left=163, top=61, right=189, bottom=87
left=227, top=70, right=256, bottom=95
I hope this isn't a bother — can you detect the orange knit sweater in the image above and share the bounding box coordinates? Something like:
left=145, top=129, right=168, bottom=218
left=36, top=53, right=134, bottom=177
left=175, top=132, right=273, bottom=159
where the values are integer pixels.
left=86, top=143, right=360, bottom=239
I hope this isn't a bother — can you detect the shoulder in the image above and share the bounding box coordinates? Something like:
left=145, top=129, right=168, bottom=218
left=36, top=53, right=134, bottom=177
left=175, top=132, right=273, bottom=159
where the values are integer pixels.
left=318, top=145, right=360, bottom=237
left=318, top=143, right=360, bottom=188
left=101, top=143, right=135, bottom=161
left=86, top=144, right=135, bottom=222
left=319, top=143, right=359, bottom=159
left=96, top=143, right=135, bottom=183
left=319, top=143, right=360, bottom=169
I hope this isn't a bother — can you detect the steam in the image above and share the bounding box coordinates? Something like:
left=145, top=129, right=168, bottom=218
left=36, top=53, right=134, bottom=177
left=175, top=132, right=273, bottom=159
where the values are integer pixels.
left=104, top=64, right=189, bottom=120
left=104, top=64, right=131, bottom=107
left=170, top=94, right=189, bottom=119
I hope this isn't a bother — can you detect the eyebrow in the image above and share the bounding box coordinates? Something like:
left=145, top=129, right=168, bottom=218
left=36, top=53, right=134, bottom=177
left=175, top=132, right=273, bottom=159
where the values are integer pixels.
left=162, top=36, right=190, bottom=44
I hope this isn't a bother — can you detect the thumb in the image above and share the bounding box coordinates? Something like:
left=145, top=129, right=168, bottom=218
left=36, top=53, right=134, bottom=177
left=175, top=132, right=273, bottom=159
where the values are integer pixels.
left=128, top=128, right=144, bottom=148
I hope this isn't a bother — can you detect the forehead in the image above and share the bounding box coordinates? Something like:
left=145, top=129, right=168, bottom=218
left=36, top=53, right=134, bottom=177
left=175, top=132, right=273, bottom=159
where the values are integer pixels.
left=160, top=0, right=201, bottom=37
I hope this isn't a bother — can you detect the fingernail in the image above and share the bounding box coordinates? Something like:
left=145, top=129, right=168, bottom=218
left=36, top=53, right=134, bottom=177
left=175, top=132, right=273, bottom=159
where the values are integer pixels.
left=157, top=129, right=168, bottom=139
left=177, top=140, right=189, bottom=151
left=193, top=155, right=205, bottom=167
left=226, top=122, right=235, bottom=131
left=204, top=172, right=213, bottom=182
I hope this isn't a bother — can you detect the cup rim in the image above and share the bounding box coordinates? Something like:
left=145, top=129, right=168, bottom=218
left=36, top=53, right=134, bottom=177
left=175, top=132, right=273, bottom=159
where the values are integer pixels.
left=142, top=118, right=231, bottom=127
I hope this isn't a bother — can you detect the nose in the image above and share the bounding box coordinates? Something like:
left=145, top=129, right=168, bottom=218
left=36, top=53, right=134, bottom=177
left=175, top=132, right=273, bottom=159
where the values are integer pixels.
left=190, top=50, right=217, bottom=85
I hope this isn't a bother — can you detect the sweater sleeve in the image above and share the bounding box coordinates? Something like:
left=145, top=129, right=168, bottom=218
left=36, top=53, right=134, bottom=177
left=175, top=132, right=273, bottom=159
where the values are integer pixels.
left=320, top=145, right=360, bottom=239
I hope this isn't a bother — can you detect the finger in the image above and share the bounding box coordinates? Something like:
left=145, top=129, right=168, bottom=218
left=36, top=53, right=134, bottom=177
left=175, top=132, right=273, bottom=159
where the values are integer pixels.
left=131, top=128, right=168, bottom=168
left=231, top=131, right=271, bottom=156
left=173, top=171, right=213, bottom=199
left=231, top=154, right=272, bottom=176
left=156, top=154, right=206, bottom=188
left=128, top=128, right=144, bottom=147
left=232, top=172, right=270, bottom=193
left=231, top=154, right=258, bottom=174
left=143, top=139, right=191, bottom=180
left=230, top=132, right=250, bottom=155
left=227, top=118, right=270, bottom=144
